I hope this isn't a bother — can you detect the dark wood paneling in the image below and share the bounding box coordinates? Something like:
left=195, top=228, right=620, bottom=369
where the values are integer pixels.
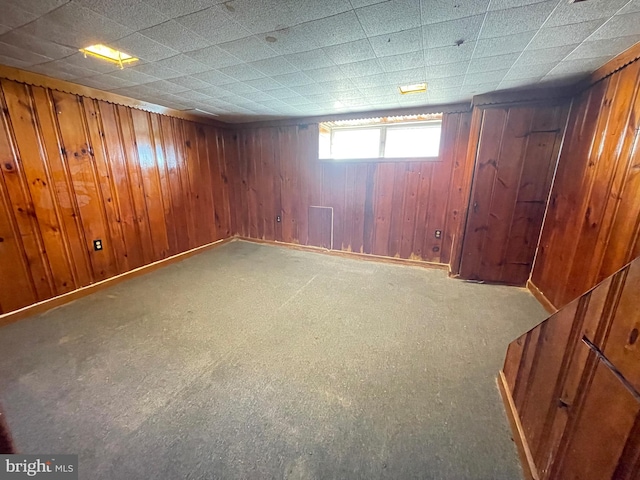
left=231, top=113, right=473, bottom=264
left=0, top=78, right=233, bottom=316
left=532, top=59, right=640, bottom=308
left=459, top=103, right=568, bottom=286
left=501, top=255, right=640, bottom=480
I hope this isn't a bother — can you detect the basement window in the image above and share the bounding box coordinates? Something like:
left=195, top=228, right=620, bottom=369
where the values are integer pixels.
left=319, top=114, right=443, bottom=161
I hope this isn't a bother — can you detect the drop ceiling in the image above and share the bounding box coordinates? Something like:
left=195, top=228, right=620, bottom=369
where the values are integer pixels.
left=0, top=0, right=638, bottom=122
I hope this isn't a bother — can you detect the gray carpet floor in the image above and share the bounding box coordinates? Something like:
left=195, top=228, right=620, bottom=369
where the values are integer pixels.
left=0, top=240, right=546, bottom=479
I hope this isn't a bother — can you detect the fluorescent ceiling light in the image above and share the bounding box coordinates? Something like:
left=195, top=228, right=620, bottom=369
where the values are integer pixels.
left=79, top=44, right=138, bottom=69
left=399, top=83, right=427, bottom=95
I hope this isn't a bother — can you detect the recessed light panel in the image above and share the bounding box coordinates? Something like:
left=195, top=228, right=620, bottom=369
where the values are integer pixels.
left=399, top=83, right=427, bottom=95
left=79, top=44, right=138, bottom=69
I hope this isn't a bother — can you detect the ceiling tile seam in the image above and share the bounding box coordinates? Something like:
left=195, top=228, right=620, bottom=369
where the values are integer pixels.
left=350, top=0, right=386, bottom=103
left=460, top=0, right=492, bottom=84
left=498, top=0, right=564, bottom=88
left=538, top=0, right=636, bottom=81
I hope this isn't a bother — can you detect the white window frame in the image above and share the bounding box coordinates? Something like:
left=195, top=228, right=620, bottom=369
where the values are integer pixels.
left=320, top=119, right=443, bottom=162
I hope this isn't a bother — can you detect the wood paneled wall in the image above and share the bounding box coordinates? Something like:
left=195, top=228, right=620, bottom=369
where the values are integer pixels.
left=531, top=59, right=640, bottom=309
left=500, top=254, right=640, bottom=480
left=0, top=78, right=235, bottom=315
left=458, top=103, right=568, bottom=286
left=228, top=112, right=473, bottom=264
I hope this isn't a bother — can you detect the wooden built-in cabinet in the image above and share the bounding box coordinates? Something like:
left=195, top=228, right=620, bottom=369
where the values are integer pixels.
left=500, top=255, right=640, bottom=480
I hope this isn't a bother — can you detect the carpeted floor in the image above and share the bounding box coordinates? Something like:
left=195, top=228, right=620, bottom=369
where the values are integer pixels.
left=0, top=240, right=546, bottom=479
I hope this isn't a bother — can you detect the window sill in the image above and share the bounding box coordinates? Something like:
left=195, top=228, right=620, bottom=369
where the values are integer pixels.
left=318, top=156, right=441, bottom=163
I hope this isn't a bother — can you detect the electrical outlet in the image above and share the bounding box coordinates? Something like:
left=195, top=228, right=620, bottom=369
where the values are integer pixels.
left=276, top=215, right=281, bottom=223
left=435, top=230, right=442, bottom=239
left=93, top=239, right=103, bottom=251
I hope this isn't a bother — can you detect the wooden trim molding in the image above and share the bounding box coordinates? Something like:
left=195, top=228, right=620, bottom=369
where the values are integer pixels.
left=0, top=237, right=235, bottom=328
left=498, top=371, right=540, bottom=480
left=472, top=87, right=573, bottom=107
left=236, top=102, right=472, bottom=128
left=237, top=237, right=450, bottom=270
left=0, top=64, right=228, bottom=127
left=527, top=280, right=558, bottom=314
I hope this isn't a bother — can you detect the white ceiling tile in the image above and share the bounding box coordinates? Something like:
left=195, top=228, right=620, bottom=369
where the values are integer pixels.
left=248, top=57, right=299, bottom=76
left=339, top=59, right=384, bottom=78
left=193, top=85, right=230, bottom=96
left=111, top=33, right=180, bottom=62
left=547, top=56, right=612, bottom=76
left=76, top=76, right=121, bottom=90
left=0, top=42, right=53, bottom=66
left=266, top=88, right=303, bottom=100
left=176, top=6, right=252, bottom=44
left=93, top=73, right=137, bottom=89
left=427, top=75, right=465, bottom=89
left=466, top=53, right=520, bottom=74
left=214, top=0, right=296, bottom=35
left=2, top=0, right=69, bottom=16
left=423, top=15, right=484, bottom=49
left=424, top=42, right=474, bottom=66
left=140, top=20, right=211, bottom=52
left=499, top=77, right=544, bottom=89
left=0, top=31, right=77, bottom=60
left=378, top=50, right=424, bottom=73
left=28, top=61, right=98, bottom=81
left=368, top=27, right=422, bottom=57
left=192, top=69, right=236, bottom=86
left=489, top=0, right=555, bottom=11
left=244, top=77, right=285, bottom=91
left=618, top=0, right=640, bottom=14
left=480, top=1, right=556, bottom=39
left=106, top=67, right=159, bottom=84
left=355, top=0, right=421, bottom=36
left=284, top=49, right=336, bottom=70
left=218, top=63, right=265, bottom=81
left=19, top=2, right=133, bottom=48
left=239, top=90, right=277, bottom=102
left=300, top=66, right=344, bottom=82
left=323, top=39, right=376, bottom=65
left=185, top=45, right=244, bottom=69
left=425, top=61, right=468, bottom=79
left=0, top=54, right=31, bottom=69
left=588, top=12, right=640, bottom=41
left=128, top=62, right=182, bottom=79
left=175, top=90, right=215, bottom=102
left=143, top=0, right=222, bottom=18
left=259, top=26, right=319, bottom=55
left=421, top=0, right=490, bottom=24
left=474, top=31, right=536, bottom=57
left=503, top=63, right=556, bottom=79
left=154, top=54, right=211, bottom=74
left=515, top=45, right=578, bottom=66
left=218, top=36, right=280, bottom=62
left=565, top=36, right=640, bottom=61
left=75, top=0, right=168, bottom=30
left=285, top=0, right=352, bottom=24
left=463, top=69, right=509, bottom=85
left=302, top=11, right=367, bottom=48
left=271, top=71, right=315, bottom=87
left=317, top=79, right=358, bottom=93
left=545, top=0, right=630, bottom=27
left=0, top=4, right=39, bottom=29
left=166, top=75, right=213, bottom=90
left=386, top=67, right=425, bottom=84
left=527, top=20, right=605, bottom=50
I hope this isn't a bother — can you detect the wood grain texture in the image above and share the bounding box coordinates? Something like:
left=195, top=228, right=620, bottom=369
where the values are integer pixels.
left=230, top=113, right=473, bottom=264
left=501, top=255, right=640, bottom=479
left=0, top=78, right=233, bottom=315
left=532, top=58, right=640, bottom=309
left=459, top=103, right=568, bottom=285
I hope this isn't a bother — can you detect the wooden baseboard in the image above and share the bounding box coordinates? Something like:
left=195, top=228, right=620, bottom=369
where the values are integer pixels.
left=527, top=280, right=557, bottom=314
left=237, top=237, right=449, bottom=270
left=0, top=237, right=235, bottom=328
left=498, top=371, right=540, bottom=480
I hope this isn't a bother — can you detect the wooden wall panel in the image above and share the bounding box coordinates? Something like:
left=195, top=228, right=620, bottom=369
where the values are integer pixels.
left=500, top=255, right=640, bottom=480
left=532, top=58, right=640, bottom=309
left=0, top=78, right=233, bottom=316
left=458, top=103, right=568, bottom=286
left=231, top=112, right=473, bottom=263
